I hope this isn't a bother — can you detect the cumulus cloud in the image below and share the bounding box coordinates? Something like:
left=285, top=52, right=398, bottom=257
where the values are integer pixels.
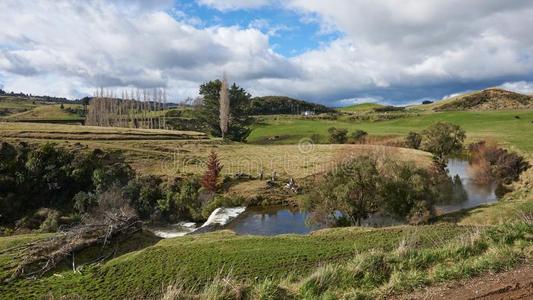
left=1, top=0, right=533, bottom=104
left=0, top=0, right=297, bottom=99
left=500, top=81, right=533, bottom=95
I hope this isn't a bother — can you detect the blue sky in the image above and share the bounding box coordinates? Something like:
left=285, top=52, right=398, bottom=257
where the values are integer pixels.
left=1, top=0, right=533, bottom=106
left=174, top=1, right=343, bottom=57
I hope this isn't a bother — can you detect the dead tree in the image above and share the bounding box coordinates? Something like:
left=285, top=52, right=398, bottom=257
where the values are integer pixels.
left=3, top=186, right=140, bottom=282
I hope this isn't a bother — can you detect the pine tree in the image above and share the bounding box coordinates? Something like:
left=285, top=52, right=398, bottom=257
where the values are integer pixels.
left=201, top=151, right=223, bottom=193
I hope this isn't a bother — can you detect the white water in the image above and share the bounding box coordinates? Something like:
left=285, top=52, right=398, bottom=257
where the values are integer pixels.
left=147, top=222, right=197, bottom=238
left=149, top=207, right=246, bottom=238
left=200, top=207, right=246, bottom=228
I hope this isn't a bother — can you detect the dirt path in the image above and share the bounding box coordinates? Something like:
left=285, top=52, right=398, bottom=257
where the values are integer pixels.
left=398, top=265, right=533, bottom=300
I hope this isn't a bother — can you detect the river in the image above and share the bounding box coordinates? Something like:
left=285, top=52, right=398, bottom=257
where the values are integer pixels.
left=152, top=158, right=500, bottom=237
left=225, top=158, right=499, bottom=235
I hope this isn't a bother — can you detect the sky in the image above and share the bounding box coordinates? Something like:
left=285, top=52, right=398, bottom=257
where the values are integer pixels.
left=1, top=0, right=533, bottom=106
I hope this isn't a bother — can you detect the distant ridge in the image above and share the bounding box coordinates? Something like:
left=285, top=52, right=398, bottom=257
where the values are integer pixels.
left=337, top=102, right=385, bottom=112
left=250, top=96, right=332, bottom=115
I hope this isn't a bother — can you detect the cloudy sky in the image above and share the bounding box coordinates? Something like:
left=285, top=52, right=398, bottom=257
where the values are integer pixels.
left=1, top=0, right=533, bottom=105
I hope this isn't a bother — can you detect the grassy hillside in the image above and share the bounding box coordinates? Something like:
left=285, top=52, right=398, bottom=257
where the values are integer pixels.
left=0, top=224, right=473, bottom=298
left=435, top=89, right=533, bottom=111
left=0, top=96, right=39, bottom=117
left=2, top=220, right=531, bottom=299
left=2, top=103, right=83, bottom=121
left=0, top=122, right=429, bottom=179
left=410, top=89, right=533, bottom=112
left=337, top=102, right=385, bottom=112
left=248, top=110, right=533, bottom=152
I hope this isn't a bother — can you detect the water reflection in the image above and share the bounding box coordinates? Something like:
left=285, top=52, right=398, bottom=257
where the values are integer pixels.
left=436, top=158, right=498, bottom=214
left=225, top=206, right=323, bottom=235
left=227, top=159, right=500, bottom=235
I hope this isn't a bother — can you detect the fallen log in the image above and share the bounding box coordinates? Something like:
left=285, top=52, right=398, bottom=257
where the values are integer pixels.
left=6, top=217, right=141, bottom=282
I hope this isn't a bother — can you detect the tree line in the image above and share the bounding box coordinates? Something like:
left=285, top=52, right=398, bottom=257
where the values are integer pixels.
left=86, top=88, right=168, bottom=129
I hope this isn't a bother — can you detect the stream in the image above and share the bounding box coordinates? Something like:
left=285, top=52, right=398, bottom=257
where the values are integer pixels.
left=151, top=158, right=500, bottom=237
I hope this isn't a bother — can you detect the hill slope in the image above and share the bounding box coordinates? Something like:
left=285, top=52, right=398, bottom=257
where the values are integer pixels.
left=250, top=96, right=332, bottom=115
left=337, top=102, right=385, bottom=112
left=434, top=89, right=533, bottom=111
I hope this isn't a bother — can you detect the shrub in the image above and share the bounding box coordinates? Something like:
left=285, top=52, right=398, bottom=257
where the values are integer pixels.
left=309, top=133, right=321, bottom=144
left=328, top=127, right=348, bottom=144
left=73, top=192, right=96, bottom=214
left=123, top=176, right=163, bottom=219
left=306, top=157, right=438, bottom=226
left=469, top=141, right=529, bottom=185
left=39, top=209, right=60, bottom=232
left=201, top=151, right=223, bottom=193
left=350, top=130, right=368, bottom=143
left=405, top=132, right=422, bottom=149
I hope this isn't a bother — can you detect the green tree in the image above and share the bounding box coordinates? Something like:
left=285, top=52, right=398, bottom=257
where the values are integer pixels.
left=379, top=160, right=435, bottom=224
left=198, top=80, right=253, bottom=141
left=350, top=130, right=368, bottom=143
left=306, top=156, right=381, bottom=226
left=421, top=122, right=466, bottom=171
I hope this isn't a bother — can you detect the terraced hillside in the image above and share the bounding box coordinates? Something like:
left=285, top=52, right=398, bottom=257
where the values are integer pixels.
left=0, top=122, right=430, bottom=179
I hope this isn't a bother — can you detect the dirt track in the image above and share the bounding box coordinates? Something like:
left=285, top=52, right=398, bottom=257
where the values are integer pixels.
left=398, top=265, right=533, bottom=300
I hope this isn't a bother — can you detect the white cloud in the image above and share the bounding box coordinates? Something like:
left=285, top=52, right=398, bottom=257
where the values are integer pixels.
left=196, top=0, right=273, bottom=11
left=500, top=81, right=533, bottom=95
left=1, top=0, right=533, bottom=104
left=0, top=0, right=297, bottom=99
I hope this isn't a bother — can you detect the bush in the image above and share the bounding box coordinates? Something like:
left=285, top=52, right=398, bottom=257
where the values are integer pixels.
left=350, top=130, right=368, bottom=143
left=159, top=177, right=202, bottom=222
left=39, top=209, right=60, bottom=232
left=469, top=141, right=529, bottom=184
left=306, top=157, right=438, bottom=226
left=309, top=133, right=321, bottom=144
left=123, top=176, right=163, bottom=219
left=328, top=127, right=348, bottom=144
left=405, top=132, right=422, bottom=149
left=0, top=142, right=134, bottom=226
left=73, top=192, right=96, bottom=214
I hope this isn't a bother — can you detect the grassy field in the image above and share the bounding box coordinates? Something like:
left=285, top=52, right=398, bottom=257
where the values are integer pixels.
left=3, top=104, right=83, bottom=121
left=0, top=97, right=39, bottom=110
left=0, top=122, right=430, bottom=179
left=1, top=221, right=531, bottom=299
left=0, top=224, right=473, bottom=298
left=0, top=96, right=83, bottom=121
left=249, top=110, right=533, bottom=153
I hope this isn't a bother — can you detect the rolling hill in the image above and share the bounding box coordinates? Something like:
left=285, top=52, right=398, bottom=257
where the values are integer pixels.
left=337, top=102, right=385, bottom=112
left=430, top=89, right=533, bottom=111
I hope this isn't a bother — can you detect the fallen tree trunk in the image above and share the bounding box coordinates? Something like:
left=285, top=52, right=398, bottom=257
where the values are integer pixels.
left=6, top=217, right=141, bottom=282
